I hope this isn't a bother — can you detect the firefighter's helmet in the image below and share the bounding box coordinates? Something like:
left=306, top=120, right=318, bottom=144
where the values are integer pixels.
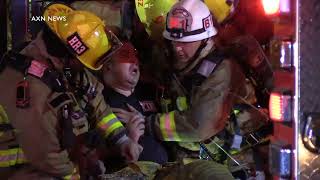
left=163, top=0, right=218, bottom=42
left=204, top=0, right=239, bottom=24
left=43, top=3, right=121, bottom=70
left=135, top=0, right=178, bottom=42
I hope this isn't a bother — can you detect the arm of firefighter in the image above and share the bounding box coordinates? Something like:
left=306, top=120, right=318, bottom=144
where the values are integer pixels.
left=84, top=70, right=127, bottom=144
left=147, top=59, right=245, bottom=142
left=94, top=97, right=127, bottom=144
left=10, top=78, right=75, bottom=177
left=84, top=70, right=142, bottom=162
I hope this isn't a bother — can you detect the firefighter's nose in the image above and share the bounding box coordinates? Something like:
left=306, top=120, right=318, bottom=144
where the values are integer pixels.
left=175, top=46, right=182, bottom=52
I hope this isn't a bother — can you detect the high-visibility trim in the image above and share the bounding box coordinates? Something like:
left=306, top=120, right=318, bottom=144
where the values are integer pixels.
left=176, top=96, right=188, bottom=111
left=103, top=121, right=123, bottom=138
left=98, top=113, right=117, bottom=126
left=0, top=148, right=27, bottom=167
left=63, top=167, right=80, bottom=180
left=160, top=111, right=181, bottom=141
left=233, top=109, right=240, bottom=116
left=97, top=113, right=123, bottom=138
left=0, top=105, right=9, bottom=124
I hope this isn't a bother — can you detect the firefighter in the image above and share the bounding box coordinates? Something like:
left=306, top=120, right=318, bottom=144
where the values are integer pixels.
left=102, top=42, right=168, bottom=165
left=204, top=1, right=273, bottom=179
left=0, top=3, right=142, bottom=179
left=146, top=0, right=252, bottom=150
left=116, top=0, right=267, bottom=167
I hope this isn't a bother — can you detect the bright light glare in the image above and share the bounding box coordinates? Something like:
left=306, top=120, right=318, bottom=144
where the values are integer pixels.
left=262, top=0, right=280, bottom=15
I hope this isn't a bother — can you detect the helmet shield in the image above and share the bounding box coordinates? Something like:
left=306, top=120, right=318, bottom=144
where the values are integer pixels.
left=166, top=7, right=193, bottom=39
left=163, top=0, right=217, bottom=42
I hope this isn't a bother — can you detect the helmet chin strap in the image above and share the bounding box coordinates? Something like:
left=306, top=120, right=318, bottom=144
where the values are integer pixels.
left=63, top=58, right=72, bottom=81
left=178, top=38, right=215, bottom=75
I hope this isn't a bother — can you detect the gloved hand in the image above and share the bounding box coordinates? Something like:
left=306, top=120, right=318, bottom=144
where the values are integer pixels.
left=118, top=137, right=143, bottom=163
left=45, top=150, right=75, bottom=176
left=236, top=107, right=269, bottom=135
left=78, top=146, right=105, bottom=178
left=85, top=129, right=105, bottom=148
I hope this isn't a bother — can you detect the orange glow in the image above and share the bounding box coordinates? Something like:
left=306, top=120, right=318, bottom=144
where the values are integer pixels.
left=262, top=0, right=280, bottom=15
left=270, top=92, right=282, bottom=121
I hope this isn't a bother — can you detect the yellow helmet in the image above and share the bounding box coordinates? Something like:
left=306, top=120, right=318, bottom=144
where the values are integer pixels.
left=135, top=0, right=178, bottom=42
left=204, top=0, right=239, bottom=24
left=43, top=3, right=120, bottom=70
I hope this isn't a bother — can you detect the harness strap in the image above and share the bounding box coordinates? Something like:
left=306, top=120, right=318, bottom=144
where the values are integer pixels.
left=4, top=51, right=65, bottom=92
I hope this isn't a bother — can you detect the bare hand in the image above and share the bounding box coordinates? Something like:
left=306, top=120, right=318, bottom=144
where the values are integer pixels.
left=119, top=138, right=143, bottom=163
left=112, top=103, right=143, bottom=123
left=127, top=115, right=145, bottom=142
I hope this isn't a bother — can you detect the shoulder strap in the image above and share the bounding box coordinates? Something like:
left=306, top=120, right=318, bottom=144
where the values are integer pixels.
left=192, top=51, right=226, bottom=86
left=4, top=51, right=66, bottom=92
left=197, top=51, right=225, bottom=76
left=1, top=51, right=31, bottom=73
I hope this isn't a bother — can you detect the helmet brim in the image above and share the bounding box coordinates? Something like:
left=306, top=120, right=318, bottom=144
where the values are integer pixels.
left=163, top=28, right=217, bottom=42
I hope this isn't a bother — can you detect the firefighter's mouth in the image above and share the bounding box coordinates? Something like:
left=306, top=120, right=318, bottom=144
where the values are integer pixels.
left=177, top=51, right=185, bottom=57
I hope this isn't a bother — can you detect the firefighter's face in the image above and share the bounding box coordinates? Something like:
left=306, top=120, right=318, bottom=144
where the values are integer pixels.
left=104, top=61, right=140, bottom=90
left=171, top=40, right=202, bottom=69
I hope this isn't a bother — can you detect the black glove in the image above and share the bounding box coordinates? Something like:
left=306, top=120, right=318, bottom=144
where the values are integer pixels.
left=85, top=129, right=105, bottom=148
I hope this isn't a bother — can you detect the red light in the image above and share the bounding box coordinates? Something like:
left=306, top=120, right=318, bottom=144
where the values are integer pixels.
left=270, top=92, right=282, bottom=121
left=168, top=17, right=185, bottom=29
left=262, top=0, right=280, bottom=15
left=169, top=17, right=180, bottom=28
left=269, top=91, right=292, bottom=122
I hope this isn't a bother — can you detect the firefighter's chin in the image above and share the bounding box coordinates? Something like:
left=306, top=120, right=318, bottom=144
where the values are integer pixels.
left=173, top=58, right=191, bottom=70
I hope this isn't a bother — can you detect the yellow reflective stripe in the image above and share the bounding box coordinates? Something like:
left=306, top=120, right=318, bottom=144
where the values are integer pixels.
left=97, top=113, right=123, bottom=138
left=176, top=96, right=188, bottom=111
left=160, top=111, right=181, bottom=141
left=0, top=148, right=27, bottom=167
left=63, top=167, right=80, bottom=180
left=0, top=105, right=9, bottom=124
left=103, top=121, right=123, bottom=138
left=233, top=109, right=240, bottom=116
left=97, top=113, right=117, bottom=127
left=169, top=112, right=180, bottom=141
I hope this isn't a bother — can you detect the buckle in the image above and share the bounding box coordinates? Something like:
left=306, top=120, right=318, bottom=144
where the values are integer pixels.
left=245, top=133, right=261, bottom=146
left=71, top=110, right=88, bottom=136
